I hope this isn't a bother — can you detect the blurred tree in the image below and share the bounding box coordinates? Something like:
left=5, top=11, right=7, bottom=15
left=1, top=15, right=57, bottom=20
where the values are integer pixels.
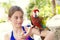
left=0, top=0, right=15, bottom=23
left=52, top=0, right=56, bottom=15
left=0, top=0, right=15, bottom=14
left=26, top=0, right=56, bottom=28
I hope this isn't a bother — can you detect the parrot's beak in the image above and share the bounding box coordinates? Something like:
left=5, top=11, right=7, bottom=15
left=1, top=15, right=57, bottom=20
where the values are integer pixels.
left=33, top=11, right=39, bottom=18
left=35, top=13, right=37, bottom=18
left=36, top=11, right=39, bottom=16
left=35, top=11, right=39, bottom=18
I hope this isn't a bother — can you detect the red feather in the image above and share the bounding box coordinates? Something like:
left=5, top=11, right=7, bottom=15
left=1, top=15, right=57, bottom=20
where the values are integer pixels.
left=33, top=9, right=39, bottom=13
left=30, top=9, right=43, bottom=30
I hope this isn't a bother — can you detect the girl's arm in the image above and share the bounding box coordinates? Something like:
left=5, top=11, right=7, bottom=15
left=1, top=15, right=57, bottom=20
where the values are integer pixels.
left=31, top=28, right=40, bottom=35
left=4, top=34, right=10, bottom=40
left=44, top=31, right=55, bottom=40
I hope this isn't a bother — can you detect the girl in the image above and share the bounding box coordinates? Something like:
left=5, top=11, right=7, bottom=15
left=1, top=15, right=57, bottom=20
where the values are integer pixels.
left=4, top=6, right=40, bottom=40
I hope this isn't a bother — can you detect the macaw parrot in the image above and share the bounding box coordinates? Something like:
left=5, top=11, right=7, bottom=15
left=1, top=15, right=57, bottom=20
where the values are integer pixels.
left=30, top=9, right=44, bottom=30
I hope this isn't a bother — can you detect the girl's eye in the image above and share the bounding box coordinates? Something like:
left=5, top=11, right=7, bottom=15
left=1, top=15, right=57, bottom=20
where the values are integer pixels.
left=20, top=16, right=23, bottom=19
left=14, top=16, right=23, bottom=20
left=15, top=16, right=18, bottom=19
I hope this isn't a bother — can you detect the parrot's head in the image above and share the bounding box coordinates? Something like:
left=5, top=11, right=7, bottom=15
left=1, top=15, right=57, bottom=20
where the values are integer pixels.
left=32, top=9, right=39, bottom=18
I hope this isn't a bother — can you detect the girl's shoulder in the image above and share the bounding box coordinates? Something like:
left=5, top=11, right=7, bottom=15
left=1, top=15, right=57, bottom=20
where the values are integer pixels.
left=4, top=34, right=10, bottom=40
left=4, top=31, right=12, bottom=40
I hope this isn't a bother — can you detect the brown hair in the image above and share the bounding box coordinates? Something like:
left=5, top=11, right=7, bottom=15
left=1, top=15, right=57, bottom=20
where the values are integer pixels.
left=8, top=6, right=24, bottom=17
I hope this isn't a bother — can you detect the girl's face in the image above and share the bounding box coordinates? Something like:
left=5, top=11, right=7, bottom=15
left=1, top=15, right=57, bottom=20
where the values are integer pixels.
left=9, top=11, right=23, bottom=28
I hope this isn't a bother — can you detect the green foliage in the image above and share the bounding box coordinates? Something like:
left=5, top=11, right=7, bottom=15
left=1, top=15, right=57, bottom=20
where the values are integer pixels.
left=0, top=0, right=14, bottom=14
left=26, top=0, right=54, bottom=26
left=56, top=5, right=60, bottom=14
left=0, top=18, right=7, bottom=23
left=0, top=0, right=15, bottom=23
left=56, top=0, right=60, bottom=14
left=1, top=2, right=11, bottom=14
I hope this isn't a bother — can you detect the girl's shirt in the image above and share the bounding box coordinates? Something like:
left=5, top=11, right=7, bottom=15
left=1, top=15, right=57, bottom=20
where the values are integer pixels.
left=10, top=26, right=34, bottom=40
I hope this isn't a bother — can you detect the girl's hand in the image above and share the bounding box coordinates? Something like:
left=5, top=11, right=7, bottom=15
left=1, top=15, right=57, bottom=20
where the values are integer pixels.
left=16, top=25, right=33, bottom=40
left=22, top=25, right=33, bottom=37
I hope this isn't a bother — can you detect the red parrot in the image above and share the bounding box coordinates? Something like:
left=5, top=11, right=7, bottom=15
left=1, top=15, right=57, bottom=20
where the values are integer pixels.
left=30, top=9, right=43, bottom=30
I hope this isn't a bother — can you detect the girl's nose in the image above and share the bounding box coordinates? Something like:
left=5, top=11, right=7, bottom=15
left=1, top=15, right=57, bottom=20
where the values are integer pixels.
left=17, top=18, right=22, bottom=22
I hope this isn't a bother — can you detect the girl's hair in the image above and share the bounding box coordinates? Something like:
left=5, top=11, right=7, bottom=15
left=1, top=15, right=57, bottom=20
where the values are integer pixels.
left=8, top=6, right=24, bottom=17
